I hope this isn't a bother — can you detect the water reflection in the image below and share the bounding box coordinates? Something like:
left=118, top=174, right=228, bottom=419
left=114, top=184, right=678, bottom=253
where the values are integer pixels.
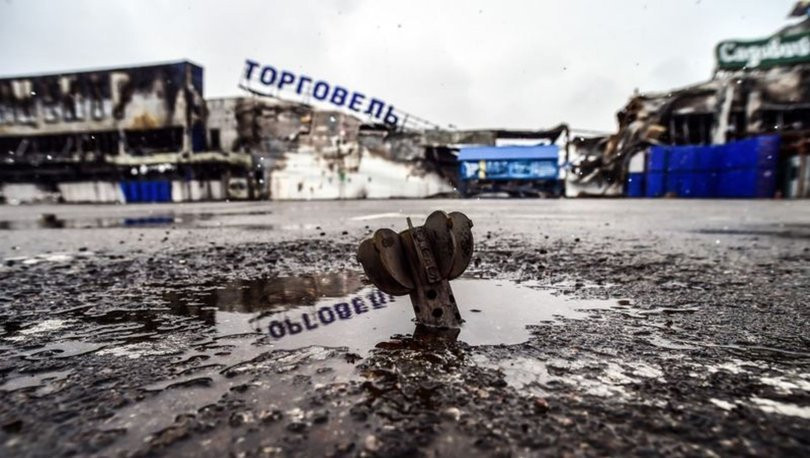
left=164, top=275, right=614, bottom=353
left=0, top=214, right=180, bottom=230
left=164, top=271, right=367, bottom=314
left=47, top=272, right=617, bottom=355
left=0, top=209, right=275, bottom=230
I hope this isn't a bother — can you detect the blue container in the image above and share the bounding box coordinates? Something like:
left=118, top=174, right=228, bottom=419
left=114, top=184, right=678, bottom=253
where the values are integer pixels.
left=752, top=168, right=777, bottom=198
left=721, top=136, right=780, bottom=169
left=718, top=170, right=746, bottom=197
left=756, top=135, right=780, bottom=169
left=645, top=172, right=666, bottom=197
left=124, top=182, right=140, bottom=203
left=158, top=181, right=172, bottom=202
left=141, top=181, right=157, bottom=202
left=695, top=145, right=721, bottom=171
left=668, top=146, right=697, bottom=172
left=718, top=168, right=776, bottom=198
left=647, top=147, right=669, bottom=172
left=626, top=173, right=645, bottom=197
left=665, top=173, right=678, bottom=196
left=152, top=181, right=162, bottom=202
left=151, top=181, right=162, bottom=202
left=119, top=180, right=173, bottom=203
left=691, top=171, right=718, bottom=198
left=136, top=182, right=147, bottom=202
left=142, top=182, right=156, bottom=202
left=721, top=139, right=752, bottom=169
left=680, top=173, right=697, bottom=197
left=665, top=172, right=680, bottom=196
left=666, top=172, right=697, bottom=197
left=666, top=148, right=680, bottom=172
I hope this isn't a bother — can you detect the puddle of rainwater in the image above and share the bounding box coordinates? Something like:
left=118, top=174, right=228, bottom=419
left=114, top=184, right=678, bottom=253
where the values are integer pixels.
left=0, top=215, right=181, bottom=230
left=91, top=274, right=616, bottom=454
left=100, top=346, right=348, bottom=456
left=0, top=369, right=73, bottom=393
left=22, top=341, right=108, bottom=360
left=164, top=273, right=616, bottom=353
left=0, top=209, right=275, bottom=231
left=164, top=272, right=367, bottom=314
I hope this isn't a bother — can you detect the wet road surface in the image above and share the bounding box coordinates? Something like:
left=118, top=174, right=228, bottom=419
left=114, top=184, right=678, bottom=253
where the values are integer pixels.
left=1, top=199, right=809, bottom=456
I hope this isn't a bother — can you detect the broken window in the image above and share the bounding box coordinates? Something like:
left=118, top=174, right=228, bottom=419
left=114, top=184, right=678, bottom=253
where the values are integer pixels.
left=81, top=131, right=121, bottom=155
left=209, top=128, right=221, bottom=150
left=727, top=110, right=748, bottom=141
left=761, top=108, right=810, bottom=133
left=124, top=127, right=183, bottom=155
left=668, top=113, right=714, bottom=145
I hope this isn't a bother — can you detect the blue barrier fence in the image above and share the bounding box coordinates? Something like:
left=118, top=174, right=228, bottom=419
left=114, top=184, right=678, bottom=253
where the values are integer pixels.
left=120, top=181, right=172, bottom=203
left=631, top=135, right=779, bottom=198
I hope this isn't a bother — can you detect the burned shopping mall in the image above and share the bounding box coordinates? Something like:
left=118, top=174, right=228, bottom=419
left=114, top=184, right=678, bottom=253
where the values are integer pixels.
left=1, top=59, right=571, bottom=203
left=567, top=9, right=810, bottom=199
left=0, top=61, right=472, bottom=203
left=0, top=61, right=238, bottom=203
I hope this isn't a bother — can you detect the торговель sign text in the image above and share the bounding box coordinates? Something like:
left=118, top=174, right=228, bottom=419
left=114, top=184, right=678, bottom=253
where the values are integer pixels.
left=241, top=59, right=401, bottom=127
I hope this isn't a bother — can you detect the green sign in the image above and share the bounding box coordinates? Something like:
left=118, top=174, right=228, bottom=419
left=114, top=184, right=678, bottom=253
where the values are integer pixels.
left=716, top=31, right=810, bottom=70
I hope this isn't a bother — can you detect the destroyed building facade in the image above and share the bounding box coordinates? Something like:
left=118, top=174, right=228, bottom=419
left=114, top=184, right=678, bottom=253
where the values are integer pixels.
left=0, top=61, right=253, bottom=203
left=567, top=11, right=810, bottom=198
left=0, top=61, right=464, bottom=203
left=205, top=96, right=457, bottom=200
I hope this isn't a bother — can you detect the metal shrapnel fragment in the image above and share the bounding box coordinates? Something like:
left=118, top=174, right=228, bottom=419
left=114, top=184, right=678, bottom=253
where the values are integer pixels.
left=356, top=211, right=474, bottom=328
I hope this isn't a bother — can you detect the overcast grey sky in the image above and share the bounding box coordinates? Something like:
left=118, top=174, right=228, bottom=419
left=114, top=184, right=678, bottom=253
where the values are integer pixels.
left=0, top=0, right=798, bottom=131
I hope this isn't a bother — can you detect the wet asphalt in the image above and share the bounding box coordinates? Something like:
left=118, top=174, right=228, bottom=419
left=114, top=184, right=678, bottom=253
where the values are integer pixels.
left=0, top=199, right=809, bottom=457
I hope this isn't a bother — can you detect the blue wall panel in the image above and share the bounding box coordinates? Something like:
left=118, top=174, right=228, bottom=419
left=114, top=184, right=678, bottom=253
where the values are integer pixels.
left=120, top=181, right=173, bottom=203
left=668, top=146, right=697, bottom=172
left=691, top=172, right=718, bottom=198
left=640, top=135, right=779, bottom=199
left=645, top=172, right=666, bottom=197
left=626, top=173, right=645, bottom=197
left=718, top=169, right=776, bottom=198
left=647, top=147, right=669, bottom=172
left=721, top=136, right=780, bottom=169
